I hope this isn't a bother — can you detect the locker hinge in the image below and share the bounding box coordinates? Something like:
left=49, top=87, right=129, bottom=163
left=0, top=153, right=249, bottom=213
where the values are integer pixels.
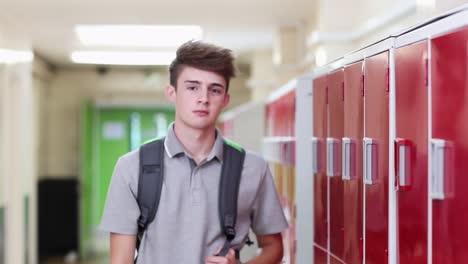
left=326, top=86, right=329, bottom=104
left=424, top=58, right=429, bottom=87
left=342, top=82, right=345, bottom=101
left=361, top=74, right=365, bottom=97
left=385, top=67, right=390, bottom=92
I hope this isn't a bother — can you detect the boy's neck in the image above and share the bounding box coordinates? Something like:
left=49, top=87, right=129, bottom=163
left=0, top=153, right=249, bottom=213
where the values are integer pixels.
left=173, top=121, right=216, bottom=164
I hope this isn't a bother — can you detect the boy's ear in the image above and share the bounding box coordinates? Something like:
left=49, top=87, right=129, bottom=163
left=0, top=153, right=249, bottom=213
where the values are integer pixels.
left=165, top=85, right=176, bottom=103
left=222, top=93, right=230, bottom=108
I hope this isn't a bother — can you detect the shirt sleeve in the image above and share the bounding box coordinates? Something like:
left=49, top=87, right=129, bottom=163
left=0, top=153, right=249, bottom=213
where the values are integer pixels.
left=99, top=155, right=140, bottom=235
left=250, top=162, right=289, bottom=235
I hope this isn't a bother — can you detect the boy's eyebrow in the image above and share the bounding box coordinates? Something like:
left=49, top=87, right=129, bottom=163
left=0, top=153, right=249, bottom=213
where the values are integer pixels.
left=184, top=80, right=201, bottom=85
left=184, top=80, right=226, bottom=89
left=209, top=83, right=226, bottom=89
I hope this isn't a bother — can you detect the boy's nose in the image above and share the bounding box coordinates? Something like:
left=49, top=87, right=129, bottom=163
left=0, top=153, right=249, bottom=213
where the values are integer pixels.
left=198, top=88, right=209, bottom=103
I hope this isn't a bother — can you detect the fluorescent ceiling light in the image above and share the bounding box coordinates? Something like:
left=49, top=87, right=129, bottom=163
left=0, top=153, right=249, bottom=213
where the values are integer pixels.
left=75, top=25, right=203, bottom=47
left=71, top=51, right=176, bottom=65
left=417, top=0, right=435, bottom=9
left=0, top=49, right=34, bottom=63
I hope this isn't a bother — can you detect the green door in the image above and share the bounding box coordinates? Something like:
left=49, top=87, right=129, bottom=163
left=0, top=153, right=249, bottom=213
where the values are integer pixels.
left=80, top=103, right=174, bottom=258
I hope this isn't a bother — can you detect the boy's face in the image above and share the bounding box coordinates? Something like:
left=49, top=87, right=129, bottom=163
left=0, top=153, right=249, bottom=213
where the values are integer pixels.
left=165, top=66, right=230, bottom=130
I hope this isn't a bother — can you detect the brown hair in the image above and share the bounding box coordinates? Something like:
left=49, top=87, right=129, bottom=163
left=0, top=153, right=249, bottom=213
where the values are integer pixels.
left=169, top=40, right=237, bottom=91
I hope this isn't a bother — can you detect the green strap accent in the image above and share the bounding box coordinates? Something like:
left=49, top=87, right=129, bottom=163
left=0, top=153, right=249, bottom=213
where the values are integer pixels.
left=142, top=136, right=164, bottom=145
left=224, top=138, right=243, bottom=152
left=144, top=137, right=242, bottom=151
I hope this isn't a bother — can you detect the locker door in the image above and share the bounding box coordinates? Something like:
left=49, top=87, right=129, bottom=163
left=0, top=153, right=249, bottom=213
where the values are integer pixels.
left=328, top=69, right=345, bottom=264
left=287, top=91, right=296, bottom=136
left=279, top=96, right=286, bottom=136
left=278, top=94, right=285, bottom=136
left=431, top=27, right=468, bottom=264
left=265, top=102, right=274, bottom=137
left=343, top=61, right=364, bottom=264
left=364, top=52, right=389, bottom=264
left=313, top=76, right=328, bottom=263
left=285, top=91, right=296, bottom=264
left=395, top=41, right=428, bottom=264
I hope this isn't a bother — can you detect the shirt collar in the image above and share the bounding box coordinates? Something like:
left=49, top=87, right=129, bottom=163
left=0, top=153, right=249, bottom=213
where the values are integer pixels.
left=164, top=122, right=224, bottom=162
left=164, top=123, right=185, bottom=158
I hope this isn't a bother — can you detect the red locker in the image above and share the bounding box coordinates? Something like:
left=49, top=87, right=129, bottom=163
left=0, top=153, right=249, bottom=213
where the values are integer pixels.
left=286, top=91, right=296, bottom=136
left=313, top=76, right=328, bottom=264
left=266, top=89, right=296, bottom=264
left=364, top=52, right=389, bottom=264
left=330, top=255, right=343, bottom=264
left=279, top=91, right=296, bottom=165
left=315, top=247, right=328, bottom=264
left=327, top=69, right=345, bottom=262
left=274, top=99, right=282, bottom=137
left=289, top=91, right=297, bottom=264
left=265, top=101, right=275, bottom=137
left=395, top=41, right=428, bottom=263
left=278, top=97, right=284, bottom=136
left=275, top=98, right=283, bottom=136
left=343, top=61, right=364, bottom=264
left=431, top=27, right=468, bottom=264
left=283, top=90, right=296, bottom=264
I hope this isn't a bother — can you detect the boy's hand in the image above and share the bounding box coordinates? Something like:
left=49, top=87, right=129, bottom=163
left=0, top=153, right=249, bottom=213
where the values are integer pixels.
left=205, top=247, right=237, bottom=264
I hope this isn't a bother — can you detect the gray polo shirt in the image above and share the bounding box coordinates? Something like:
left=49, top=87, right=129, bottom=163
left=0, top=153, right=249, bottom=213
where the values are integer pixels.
left=100, top=124, right=288, bottom=263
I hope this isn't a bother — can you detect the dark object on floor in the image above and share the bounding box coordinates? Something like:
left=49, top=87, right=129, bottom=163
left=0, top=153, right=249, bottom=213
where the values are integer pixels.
left=38, top=179, right=78, bottom=257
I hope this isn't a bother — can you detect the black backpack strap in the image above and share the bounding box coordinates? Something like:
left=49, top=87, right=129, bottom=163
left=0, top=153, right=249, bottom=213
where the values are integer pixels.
left=217, top=140, right=246, bottom=257
left=135, top=137, right=165, bottom=259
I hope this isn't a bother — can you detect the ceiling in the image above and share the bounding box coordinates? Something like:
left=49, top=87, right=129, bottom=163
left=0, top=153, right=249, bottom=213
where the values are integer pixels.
left=1, top=0, right=316, bottom=67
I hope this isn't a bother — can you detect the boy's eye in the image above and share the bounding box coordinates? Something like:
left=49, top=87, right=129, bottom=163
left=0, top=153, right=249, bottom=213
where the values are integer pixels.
left=210, top=88, right=223, bottom=95
left=187, top=86, right=197, bottom=90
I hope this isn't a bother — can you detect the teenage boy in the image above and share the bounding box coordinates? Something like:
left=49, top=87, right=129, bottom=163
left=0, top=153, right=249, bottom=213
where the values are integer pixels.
left=100, top=40, right=288, bottom=264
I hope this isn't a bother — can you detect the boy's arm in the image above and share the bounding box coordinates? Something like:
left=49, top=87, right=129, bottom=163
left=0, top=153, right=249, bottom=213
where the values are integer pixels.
left=245, top=233, right=283, bottom=264
left=110, top=233, right=137, bottom=264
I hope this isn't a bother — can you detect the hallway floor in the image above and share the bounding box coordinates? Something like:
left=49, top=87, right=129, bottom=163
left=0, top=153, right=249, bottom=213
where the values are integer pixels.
left=40, top=255, right=108, bottom=264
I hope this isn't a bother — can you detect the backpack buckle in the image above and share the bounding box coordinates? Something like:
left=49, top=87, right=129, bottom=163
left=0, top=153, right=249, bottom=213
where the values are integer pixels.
left=225, top=226, right=236, bottom=240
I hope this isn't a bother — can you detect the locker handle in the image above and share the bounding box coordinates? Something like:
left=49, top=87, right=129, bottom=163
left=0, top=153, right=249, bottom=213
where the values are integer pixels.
left=342, top=138, right=357, bottom=180
left=363, top=138, right=378, bottom=185
left=282, top=139, right=295, bottom=166
left=430, top=139, right=454, bottom=200
left=395, top=138, right=412, bottom=191
left=311, top=137, right=322, bottom=174
left=327, top=138, right=340, bottom=177
left=281, top=141, right=288, bottom=165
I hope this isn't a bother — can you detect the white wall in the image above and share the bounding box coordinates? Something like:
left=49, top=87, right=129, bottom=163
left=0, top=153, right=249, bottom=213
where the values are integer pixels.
left=0, top=16, right=37, bottom=264
left=220, top=101, right=265, bottom=153
left=436, top=0, right=468, bottom=13
left=0, top=64, right=4, bottom=209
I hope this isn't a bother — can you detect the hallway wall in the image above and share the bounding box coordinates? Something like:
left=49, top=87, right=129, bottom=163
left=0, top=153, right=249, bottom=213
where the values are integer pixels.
left=0, top=16, right=38, bottom=264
